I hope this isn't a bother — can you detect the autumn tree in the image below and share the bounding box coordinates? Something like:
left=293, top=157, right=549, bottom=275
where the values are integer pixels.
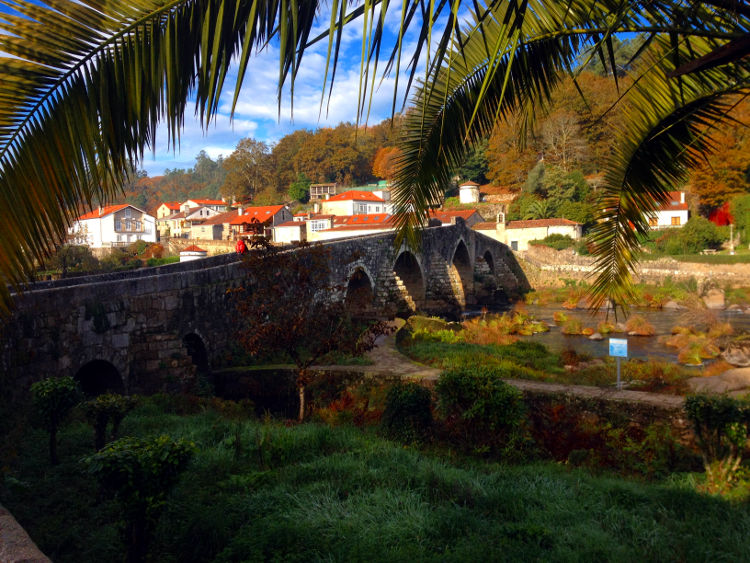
left=372, top=146, right=402, bottom=180
left=221, top=138, right=275, bottom=202
left=234, top=239, right=389, bottom=421
left=541, top=111, right=588, bottom=172
left=689, top=98, right=750, bottom=210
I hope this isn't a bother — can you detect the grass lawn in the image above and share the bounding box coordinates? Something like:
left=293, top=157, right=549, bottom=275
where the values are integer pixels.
left=3, top=401, right=750, bottom=562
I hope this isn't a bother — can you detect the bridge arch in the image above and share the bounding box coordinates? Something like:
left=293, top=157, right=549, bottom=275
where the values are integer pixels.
left=345, top=267, right=375, bottom=314
left=75, top=359, right=125, bottom=396
left=483, top=250, right=496, bottom=275
left=393, top=250, right=425, bottom=311
left=450, top=239, right=473, bottom=306
left=183, top=332, right=210, bottom=373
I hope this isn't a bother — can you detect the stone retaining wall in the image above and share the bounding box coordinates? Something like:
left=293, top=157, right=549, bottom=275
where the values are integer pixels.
left=520, top=246, right=750, bottom=288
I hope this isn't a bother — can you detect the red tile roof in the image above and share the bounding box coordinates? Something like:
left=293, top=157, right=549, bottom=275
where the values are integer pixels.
left=459, top=180, right=480, bottom=187
left=186, top=198, right=226, bottom=206
left=77, top=204, right=130, bottom=220
left=276, top=220, right=306, bottom=228
left=333, top=213, right=392, bottom=225
left=473, top=222, right=500, bottom=230
left=326, top=190, right=385, bottom=202
left=658, top=191, right=688, bottom=211
left=182, top=245, right=207, bottom=252
left=429, top=209, right=481, bottom=223
left=160, top=201, right=181, bottom=210
left=200, top=210, right=243, bottom=226
left=229, top=205, right=286, bottom=225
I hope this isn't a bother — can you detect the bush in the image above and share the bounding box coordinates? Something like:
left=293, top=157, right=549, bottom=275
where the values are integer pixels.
left=654, top=217, right=726, bottom=255
left=381, top=382, right=433, bottom=443
left=435, top=366, right=525, bottom=455
left=528, top=234, right=576, bottom=251
left=83, top=435, right=196, bottom=562
left=30, top=376, right=81, bottom=465
left=684, top=395, right=750, bottom=493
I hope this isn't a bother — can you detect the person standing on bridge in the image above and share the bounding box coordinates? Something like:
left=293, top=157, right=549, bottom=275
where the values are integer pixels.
left=235, top=238, right=247, bottom=255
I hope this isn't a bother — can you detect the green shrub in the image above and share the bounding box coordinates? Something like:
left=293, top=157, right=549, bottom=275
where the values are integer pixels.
left=381, top=382, right=433, bottom=443
left=529, top=234, right=575, bottom=251
left=684, top=394, right=750, bottom=493
left=435, top=366, right=525, bottom=455
left=82, top=393, right=138, bottom=450
left=654, top=217, right=726, bottom=255
left=30, top=376, right=81, bottom=464
left=83, top=435, right=195, bottom=562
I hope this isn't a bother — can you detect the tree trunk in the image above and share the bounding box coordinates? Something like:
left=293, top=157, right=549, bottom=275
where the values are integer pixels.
left=49, top=426, right=58, bottom=465
left=298, top=384, right=306, bottom=422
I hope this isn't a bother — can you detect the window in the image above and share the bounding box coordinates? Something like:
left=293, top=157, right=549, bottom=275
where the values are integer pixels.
left=511, top=240, right=518, bottom=251
left=671, top=216, right=681, bottom=226
left=124, top=207, right=132, bottom=218
left=310, top=220, right=329, bottom=232
left=648, top=217, right=658, bottom=227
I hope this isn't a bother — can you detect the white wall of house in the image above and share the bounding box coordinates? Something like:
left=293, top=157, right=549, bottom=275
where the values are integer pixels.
left=70, top=206, right=156, bottom=248
left=474, top=222, right=581, bottom=251
left=320, top=199, right=386, bottom=216
left=309, top=226, right=394, bottom=242
left=274, top=223, right=306, bottom=244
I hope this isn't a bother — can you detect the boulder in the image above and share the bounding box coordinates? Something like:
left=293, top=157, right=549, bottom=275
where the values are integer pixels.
left=662, top=300, right=686, bottom=310
left=722, top=340, right=750, bottom=367
left=702, top=288, right=725, bottom=310
left=588, top=332, right=604, bottom=341
left=687, top=367, right=750, bottom=394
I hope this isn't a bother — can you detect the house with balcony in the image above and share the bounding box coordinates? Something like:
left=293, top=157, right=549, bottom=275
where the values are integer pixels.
left=69, top=204, right=156, bottom=248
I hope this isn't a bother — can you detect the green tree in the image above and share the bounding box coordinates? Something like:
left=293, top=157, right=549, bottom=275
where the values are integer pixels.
left=82, top=394, right=138, bottom=451
left=83, top=435, right=195, bottom=563
left=220, top=138, right=275, bottom=202
left=0, top=0, right=747, bottom=315
left=43, top=245, right=99, bottom=278
left=288, top=173, right=311, bottom=203
left=30, top=377, right=81, bottom=465
left=730, top=194, right=750, bottom=244
left=456, top=139, right=489, bottom=184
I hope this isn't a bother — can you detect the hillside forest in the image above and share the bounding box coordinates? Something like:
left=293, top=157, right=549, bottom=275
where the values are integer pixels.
left=119, top=62, right=749, bottom=225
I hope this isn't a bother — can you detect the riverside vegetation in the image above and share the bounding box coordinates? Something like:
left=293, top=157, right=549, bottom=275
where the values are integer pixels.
left=3, top=366, right=750, bottom=561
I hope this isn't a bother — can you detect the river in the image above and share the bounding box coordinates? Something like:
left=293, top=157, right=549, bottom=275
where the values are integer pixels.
left=470, top=305, right=750, bottom=364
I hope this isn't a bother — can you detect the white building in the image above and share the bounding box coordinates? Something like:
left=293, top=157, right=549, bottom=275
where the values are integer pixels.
left=69, top=204, right=156, bottom=248
left=180, top=198, right=227, bottom=214
left=308, top=214, right=395, bottom=241
left=473, top=215, right=582, bottom=251
left=458, top=181, right=480, bottom=204
left=320, top=190, right=388, bottom=216
left=649, top=191, right=689, bottom=228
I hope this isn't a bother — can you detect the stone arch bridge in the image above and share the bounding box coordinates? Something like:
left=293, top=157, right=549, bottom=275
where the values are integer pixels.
left=1, top=220, right=528, bottom=395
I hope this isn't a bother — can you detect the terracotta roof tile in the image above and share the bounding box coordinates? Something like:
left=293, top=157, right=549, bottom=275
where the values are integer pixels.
left=78, top=204, right=131, bottom=220
left=326, top=190, right=385, bottom=202
left=505, top=218, right=581, bottom=229
left=182, top=245, right=207, bottom=252
left=229, top=205, right=286, bottom=225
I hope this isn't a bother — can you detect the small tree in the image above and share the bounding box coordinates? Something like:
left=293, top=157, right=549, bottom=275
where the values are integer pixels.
left=288, top=172, right=311, bottom=202
left=83, top=394, right=138, bottom=450
left=233, top=239, right=390, bottom=421
left=684, top=394, right=750, bottom=493
left=83, top=435, right=195, bottom=563
left=30, top=376, right=81, bottom=464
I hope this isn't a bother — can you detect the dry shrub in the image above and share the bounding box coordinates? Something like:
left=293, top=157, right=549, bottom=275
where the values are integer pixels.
left=678, top=344, right=703, bottom=366
left=582, top=327, right=594, bottom=336
left=625, top=315, right=655, bottom=336
left=597, top=321, right=615, bottom=335
left=561, top=318, right=584, bottom=335
left=553, top=311, right=569, bottom=324
left=461, top=316, right=517, bottom=346
left=663, top=332, right=693, bottom=349
left=708, top=322, right=734, bottom=339
left=678, top=307, right=719, bottom=333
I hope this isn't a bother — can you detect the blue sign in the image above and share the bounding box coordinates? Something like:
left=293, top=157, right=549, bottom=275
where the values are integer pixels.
left=609, top=338, right=628, bottom=358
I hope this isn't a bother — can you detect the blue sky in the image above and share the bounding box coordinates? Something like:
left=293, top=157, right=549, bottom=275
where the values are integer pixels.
left=142, top=6, right=430, bottom=176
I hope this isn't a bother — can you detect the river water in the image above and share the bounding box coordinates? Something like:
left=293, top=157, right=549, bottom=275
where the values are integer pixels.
left=472, top=305, right=750, bottom=364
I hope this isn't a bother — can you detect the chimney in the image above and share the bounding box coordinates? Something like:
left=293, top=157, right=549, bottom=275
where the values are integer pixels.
left=237, top=206, right=244, bottom=216
left=313, top=202, right=320, bottom=214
